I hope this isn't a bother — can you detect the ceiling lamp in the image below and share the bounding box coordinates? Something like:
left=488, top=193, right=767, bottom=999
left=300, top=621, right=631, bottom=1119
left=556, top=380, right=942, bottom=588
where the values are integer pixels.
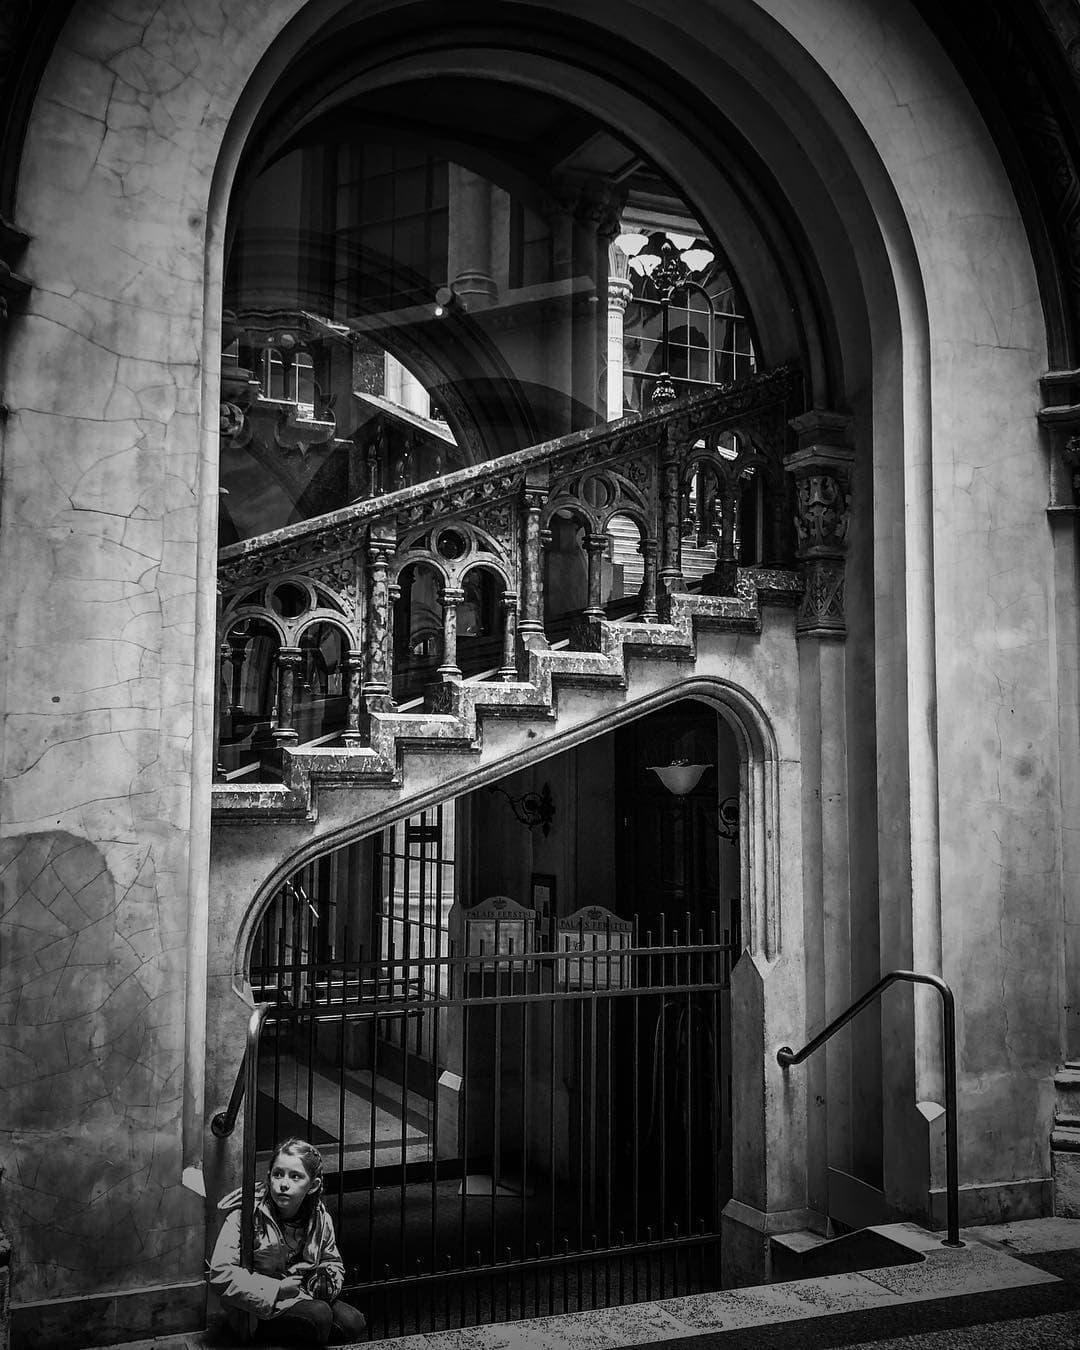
left=648, top=760, right=711, bottom=796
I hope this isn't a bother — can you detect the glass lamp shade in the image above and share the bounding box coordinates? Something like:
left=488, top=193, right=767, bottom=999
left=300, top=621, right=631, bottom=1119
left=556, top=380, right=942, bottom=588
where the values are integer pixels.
left=615, top=231, right=650, bottom=257
left=648, top=762, right=711, bottom=796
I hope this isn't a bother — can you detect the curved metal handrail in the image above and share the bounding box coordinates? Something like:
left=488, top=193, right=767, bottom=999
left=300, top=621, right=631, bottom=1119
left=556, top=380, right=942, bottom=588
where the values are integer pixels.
left=777, top=969, right=962, bottom=1249
left=210, top=1002, right=274, bottom=1270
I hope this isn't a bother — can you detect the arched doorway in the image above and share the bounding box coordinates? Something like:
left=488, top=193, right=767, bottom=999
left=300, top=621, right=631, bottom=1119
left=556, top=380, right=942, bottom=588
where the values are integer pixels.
left=244, top=700, right=741, bottom=1335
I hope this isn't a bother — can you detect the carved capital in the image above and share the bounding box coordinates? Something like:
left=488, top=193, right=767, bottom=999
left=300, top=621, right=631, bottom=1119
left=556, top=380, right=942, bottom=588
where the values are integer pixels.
left=791, top=472, right=852, bottom=557
left=797, top=558, right=846, bottom=638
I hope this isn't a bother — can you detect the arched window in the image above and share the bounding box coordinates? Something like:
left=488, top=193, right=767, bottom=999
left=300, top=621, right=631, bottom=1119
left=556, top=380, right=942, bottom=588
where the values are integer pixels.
left=260, top=347, right=286, bottom=401
left=620, top=245, right=756, bottom=412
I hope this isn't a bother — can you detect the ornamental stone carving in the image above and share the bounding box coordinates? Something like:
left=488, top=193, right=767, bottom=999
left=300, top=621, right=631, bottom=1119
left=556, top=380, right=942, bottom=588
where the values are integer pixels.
left=785, top=411, right=854, bottom=638
left=792, top=473, right=851, bottom=555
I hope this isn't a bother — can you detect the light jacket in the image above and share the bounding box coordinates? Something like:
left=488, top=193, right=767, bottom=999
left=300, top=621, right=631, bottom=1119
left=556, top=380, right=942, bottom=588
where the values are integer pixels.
left=209, top=1182, right=345, bottom=1323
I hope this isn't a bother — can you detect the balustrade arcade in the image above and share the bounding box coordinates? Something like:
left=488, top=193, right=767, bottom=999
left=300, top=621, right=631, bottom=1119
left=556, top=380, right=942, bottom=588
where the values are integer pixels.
left=215, top=367, right=814, bottom=776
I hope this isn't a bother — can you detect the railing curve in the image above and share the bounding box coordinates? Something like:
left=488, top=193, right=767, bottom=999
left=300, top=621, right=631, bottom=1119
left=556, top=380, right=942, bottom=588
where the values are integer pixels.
left=210, top=1001, right=274, bottom=1270
left=777, top=969, right=962, bottom=1249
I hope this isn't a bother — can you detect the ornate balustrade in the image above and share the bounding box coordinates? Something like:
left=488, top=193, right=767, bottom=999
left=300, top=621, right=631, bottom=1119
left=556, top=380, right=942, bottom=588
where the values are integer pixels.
left=215, top=366, right=810, bottom=776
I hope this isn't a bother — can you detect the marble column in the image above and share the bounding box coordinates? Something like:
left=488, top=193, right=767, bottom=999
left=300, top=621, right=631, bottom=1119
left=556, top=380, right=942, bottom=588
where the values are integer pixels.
left=499, top=592, right=519, bottom=681
left=448, top=165, right=498, bottom=311
left=658, top=433, right=686, bottom=610
left=437, top=586, right=464, bottom=681
left=272, top=647, right=302, bottom=747
left=341, top=650, right=364, bottom=747
left=584, top=532, right=608, bottom=621
left=518, top=475, right=550, bottom=651
left=361, top=534, right=397, bottom=718
left=226, top=637, right=247, bottom=712
left=606, top=245, right=633, bottom=421
left=640, top=537, right=659, bottom=624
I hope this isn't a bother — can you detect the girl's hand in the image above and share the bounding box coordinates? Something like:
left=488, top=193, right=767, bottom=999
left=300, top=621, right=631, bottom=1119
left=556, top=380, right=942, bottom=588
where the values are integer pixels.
left=306, top=1269, right=335, bottom=1301
left=276, top=1276, right=303, bottom=1302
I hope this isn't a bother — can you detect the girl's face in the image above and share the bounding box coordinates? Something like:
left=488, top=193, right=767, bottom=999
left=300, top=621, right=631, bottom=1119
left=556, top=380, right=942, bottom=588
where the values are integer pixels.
left=268, top=1150, right=317, bottom=1222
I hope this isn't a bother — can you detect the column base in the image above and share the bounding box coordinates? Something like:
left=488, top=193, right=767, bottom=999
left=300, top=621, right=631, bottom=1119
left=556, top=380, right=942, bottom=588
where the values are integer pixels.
left=721, top=1199, right=821, bottom=1288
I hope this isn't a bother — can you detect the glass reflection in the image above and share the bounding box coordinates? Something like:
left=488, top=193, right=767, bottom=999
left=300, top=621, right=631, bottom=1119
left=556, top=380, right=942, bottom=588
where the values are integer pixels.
left=219, top=83, right=758, bottom=549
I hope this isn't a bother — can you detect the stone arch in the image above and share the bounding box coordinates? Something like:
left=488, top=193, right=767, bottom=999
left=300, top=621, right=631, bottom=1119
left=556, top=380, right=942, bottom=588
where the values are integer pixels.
left=1, top=0, right=1056, bottom=1319
left=229, top=674, right=786, bottom=991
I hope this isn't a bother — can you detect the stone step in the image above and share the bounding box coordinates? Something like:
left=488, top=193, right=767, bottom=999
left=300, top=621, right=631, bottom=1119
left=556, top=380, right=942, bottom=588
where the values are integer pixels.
left=211, top=572, right=799, bottom=824
left=70, top=1219, right=1080, bottom=1350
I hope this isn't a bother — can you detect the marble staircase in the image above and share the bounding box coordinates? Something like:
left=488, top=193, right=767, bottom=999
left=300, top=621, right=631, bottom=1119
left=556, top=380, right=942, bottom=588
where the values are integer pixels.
left=210, top=570, right=800, bottom=827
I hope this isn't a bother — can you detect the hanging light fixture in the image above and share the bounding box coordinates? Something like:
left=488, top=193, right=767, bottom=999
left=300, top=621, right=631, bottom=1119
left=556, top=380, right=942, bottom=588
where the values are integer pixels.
left=647, top=759, right=711, bottom=796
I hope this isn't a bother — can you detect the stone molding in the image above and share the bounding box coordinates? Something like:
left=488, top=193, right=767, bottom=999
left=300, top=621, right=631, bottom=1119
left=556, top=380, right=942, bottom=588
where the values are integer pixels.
left=1039, top=367, right=1080, bottom=506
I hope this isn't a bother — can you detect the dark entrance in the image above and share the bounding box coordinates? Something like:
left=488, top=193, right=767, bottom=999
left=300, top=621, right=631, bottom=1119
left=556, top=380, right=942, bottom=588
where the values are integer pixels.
left=249, top=765, right=737, bottom=1337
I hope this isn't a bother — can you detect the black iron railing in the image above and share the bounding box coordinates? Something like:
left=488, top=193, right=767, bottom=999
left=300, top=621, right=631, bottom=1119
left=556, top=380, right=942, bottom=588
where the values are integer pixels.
left=777, top=969, right=962, bottom=1248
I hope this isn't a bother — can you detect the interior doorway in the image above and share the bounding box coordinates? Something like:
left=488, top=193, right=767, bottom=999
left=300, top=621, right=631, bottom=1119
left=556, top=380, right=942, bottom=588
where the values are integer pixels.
left=247, top=701, right=741, bottom=1336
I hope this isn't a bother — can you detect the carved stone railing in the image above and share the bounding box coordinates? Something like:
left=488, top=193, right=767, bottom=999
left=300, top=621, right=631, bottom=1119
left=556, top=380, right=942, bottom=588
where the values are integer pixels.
left=215, top=366, right=804, bottom=773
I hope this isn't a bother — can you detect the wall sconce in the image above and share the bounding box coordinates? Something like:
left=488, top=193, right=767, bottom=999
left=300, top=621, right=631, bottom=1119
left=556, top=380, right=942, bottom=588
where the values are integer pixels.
left=717, top=795, right=739, bottom=843
left=648, top=760, right=711, bottom=796
left=488, top=780, right=555, bottom=836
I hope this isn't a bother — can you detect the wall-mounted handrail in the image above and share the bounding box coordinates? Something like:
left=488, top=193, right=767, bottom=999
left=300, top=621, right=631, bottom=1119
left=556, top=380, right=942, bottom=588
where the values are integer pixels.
left=777, top=969, right=962, bottom=1249
left=210, top=1001, right=275, bottom=1270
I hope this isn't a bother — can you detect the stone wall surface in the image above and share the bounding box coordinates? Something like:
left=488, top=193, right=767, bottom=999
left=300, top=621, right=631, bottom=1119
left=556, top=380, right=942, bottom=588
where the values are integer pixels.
left=0, top=0, right=306, bottom=1310
left=754, top=0, right=1054, bottom=1189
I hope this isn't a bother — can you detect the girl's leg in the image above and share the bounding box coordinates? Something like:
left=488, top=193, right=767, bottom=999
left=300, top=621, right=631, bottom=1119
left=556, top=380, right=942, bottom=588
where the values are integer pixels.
left=328, top=1298, right=366, bottom=1345
left=255, top=1300, right=334, bottom=1346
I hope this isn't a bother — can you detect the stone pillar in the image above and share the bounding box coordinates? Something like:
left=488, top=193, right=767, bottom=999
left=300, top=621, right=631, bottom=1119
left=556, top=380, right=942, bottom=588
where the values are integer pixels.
left=658, top=433, right=686, bottom=610
left=606, top=245, right=633, bottom=421
left=448, top=165, right=498, bottom=311
left=361, top=534, right=397, bottom=719
left=273, top=647, right=301, bottom=747
left=341, top=650, right=364, bottom=747
left=714, top=474, right=741, bottom=596
left=640, top=537, right=659, bottom=624
left=584, top=532, right=608, bottom=621
left=499, top=592, right=519, bottom=681
left=226, top=637, right=246, bottom=712
left=437, top=586, right=464, bottom=680
left=1039, top=370, right=1080, bottom=1211
left=518, top=475, right=550, bottom=651
left=784, top=412, right=856, bottom=1223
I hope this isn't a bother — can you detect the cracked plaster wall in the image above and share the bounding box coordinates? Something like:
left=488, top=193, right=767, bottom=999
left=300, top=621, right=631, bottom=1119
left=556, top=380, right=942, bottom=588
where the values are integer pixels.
left=0, top=0, right=308, bottom=1309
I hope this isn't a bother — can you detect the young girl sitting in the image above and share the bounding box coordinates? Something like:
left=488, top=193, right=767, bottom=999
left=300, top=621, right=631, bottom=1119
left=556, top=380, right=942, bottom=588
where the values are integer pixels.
left=210, top=1138, right=366, bottom=1345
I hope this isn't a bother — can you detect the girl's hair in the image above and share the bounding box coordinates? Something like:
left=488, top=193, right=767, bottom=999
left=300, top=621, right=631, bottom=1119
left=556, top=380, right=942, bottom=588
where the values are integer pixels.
left=267, top=1138, right=325, bottom=1226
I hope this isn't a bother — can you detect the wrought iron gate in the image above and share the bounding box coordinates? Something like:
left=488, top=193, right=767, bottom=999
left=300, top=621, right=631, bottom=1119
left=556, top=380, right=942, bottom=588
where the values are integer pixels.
left=250, top=825, right=735, bottom=1338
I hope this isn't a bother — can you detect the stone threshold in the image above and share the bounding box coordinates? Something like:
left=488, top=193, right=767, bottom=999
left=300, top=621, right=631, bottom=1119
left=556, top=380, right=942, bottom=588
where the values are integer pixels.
left=371, top=1223, right=1059, bottom=1350
left=74, top=1220, right=1076, bottom=1350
